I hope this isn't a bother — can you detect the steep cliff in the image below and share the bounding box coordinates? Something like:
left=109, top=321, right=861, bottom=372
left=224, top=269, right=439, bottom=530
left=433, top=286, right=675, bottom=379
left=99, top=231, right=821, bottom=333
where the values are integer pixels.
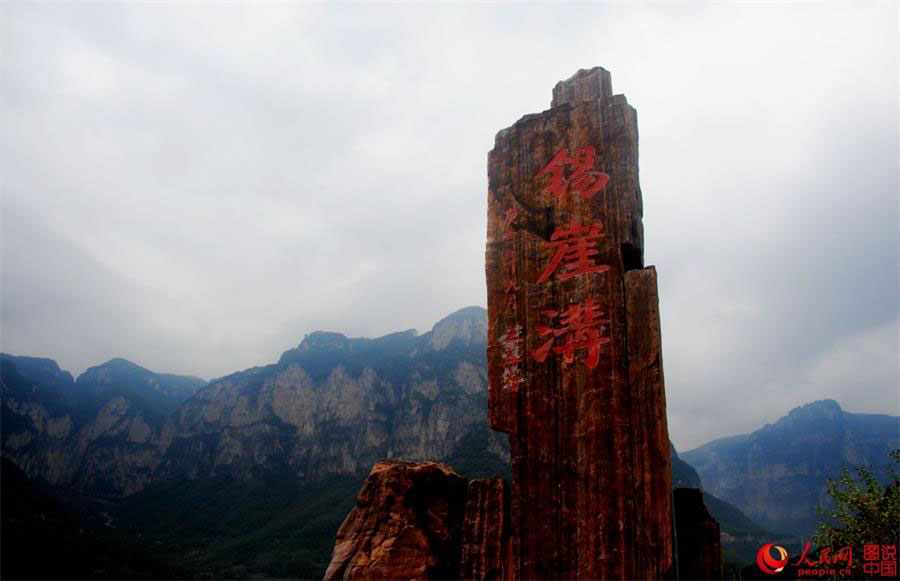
left=1, top=307, right=507, bottom=497
left=682, top=399, right=900, bottom=536
left=155, top=307, right=503, bottom=485
left=1, top=354, right=204, bottom=495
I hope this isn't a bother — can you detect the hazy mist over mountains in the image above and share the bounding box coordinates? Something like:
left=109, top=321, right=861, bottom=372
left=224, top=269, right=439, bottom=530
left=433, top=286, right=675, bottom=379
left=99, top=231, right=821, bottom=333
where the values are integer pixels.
left=1, top=3, right=898, bottom=578
left=3, top=304, right=898, bottom=577
left=2, top=2, right=897, bottom=452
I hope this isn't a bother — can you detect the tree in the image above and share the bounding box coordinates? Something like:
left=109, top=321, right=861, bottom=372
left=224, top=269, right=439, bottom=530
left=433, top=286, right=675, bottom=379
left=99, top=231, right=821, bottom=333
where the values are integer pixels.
left=813, top=449, right=899, bottom=575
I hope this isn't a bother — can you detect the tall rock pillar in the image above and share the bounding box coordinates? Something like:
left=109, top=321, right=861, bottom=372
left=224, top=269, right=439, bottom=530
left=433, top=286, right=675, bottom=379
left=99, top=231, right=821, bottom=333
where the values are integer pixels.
left=486, top=67, right=675, bottom=579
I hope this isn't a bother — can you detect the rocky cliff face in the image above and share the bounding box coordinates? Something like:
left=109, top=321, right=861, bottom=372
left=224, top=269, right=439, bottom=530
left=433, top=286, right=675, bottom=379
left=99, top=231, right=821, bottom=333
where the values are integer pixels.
left=1, top=307, right=506, bottom=496
left=155, top=307, right=502, bottom=485
left=682, top=399, right=900, bottom=536
left=1, top=355, right=204, bottom=495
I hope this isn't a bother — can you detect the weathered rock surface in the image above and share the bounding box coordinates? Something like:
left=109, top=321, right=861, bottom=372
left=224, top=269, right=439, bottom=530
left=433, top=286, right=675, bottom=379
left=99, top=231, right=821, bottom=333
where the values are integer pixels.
left=674, top=487, right=723, bottom=580
left=324, top=460, right=507, bottom=581
left=486, top=67, right=674, bottom=578
left=460, top=477, right=508, bottom=580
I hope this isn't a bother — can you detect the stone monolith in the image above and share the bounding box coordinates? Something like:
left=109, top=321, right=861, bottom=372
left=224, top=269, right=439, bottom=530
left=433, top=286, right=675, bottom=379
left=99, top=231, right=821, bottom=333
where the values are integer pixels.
left=486, top=66, right=675, bottom=579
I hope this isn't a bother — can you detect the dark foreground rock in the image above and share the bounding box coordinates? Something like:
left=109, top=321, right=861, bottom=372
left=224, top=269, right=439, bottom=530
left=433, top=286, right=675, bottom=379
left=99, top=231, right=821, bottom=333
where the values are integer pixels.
left=324, top=460, right=507, bottom=580
left=675, top=487, right=723, bottom=580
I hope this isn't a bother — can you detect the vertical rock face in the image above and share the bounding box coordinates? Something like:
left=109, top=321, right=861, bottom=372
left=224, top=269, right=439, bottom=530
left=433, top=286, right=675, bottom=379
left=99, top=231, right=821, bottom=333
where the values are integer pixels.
left=674, top=488, right=723, bottom=580
left=2, top=308, right=508, bottom=498
left=459, top=478, right=508, bottom=580
left=324, top=460, right=507, bottom=581
left=486, top=67, right=674, bottom=579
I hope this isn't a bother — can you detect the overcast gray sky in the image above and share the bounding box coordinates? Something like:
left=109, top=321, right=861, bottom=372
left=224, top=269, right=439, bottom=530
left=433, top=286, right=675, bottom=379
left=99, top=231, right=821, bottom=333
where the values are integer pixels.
left=2, top=2, right=897, bottom=450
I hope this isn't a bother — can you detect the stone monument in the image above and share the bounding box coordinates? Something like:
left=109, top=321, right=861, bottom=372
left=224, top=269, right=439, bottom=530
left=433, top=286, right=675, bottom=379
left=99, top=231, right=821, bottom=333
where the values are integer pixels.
left=485, top=66, right=675, bottom=579
left=324, top=67, right=723, bottom=581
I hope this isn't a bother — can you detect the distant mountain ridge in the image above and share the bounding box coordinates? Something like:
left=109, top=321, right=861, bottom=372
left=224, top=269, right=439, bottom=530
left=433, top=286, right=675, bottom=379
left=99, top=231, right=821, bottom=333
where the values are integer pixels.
left=682, top=399, right=900, bottom=537
left=1, top=353, right=205, bottom=495
left=1, top=306, right=503, bottom=497
left=7, top=310, right=897, bottom=575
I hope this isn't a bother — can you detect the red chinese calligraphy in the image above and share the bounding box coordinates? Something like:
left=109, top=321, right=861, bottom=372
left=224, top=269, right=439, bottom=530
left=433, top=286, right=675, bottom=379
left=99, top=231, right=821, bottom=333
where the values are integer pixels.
left=503, top=208, right=518, bottom=228
left=505, top=281, right=519, bottom=310
left=502, top=208, right=518, bottom=242
left=537, top=219, right=610, bottom=283
left=538, top=146, right=609, bottom=200
left=532, top=298, right=610, bottom=369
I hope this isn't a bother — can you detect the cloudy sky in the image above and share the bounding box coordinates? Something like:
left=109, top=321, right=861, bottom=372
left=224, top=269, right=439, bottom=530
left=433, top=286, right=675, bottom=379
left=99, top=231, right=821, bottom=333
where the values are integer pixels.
left=2, top=2, right=897, bottom=450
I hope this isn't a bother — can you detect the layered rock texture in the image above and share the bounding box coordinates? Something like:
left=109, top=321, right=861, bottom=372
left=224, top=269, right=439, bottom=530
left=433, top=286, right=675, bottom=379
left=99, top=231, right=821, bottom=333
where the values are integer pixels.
left=485, top=67, right=675, bottom=579
left=1, top=307, right=506, bottom=497
left=324, top=460, right=507, bottom=580
left=682, top=399, right=900, bottom=536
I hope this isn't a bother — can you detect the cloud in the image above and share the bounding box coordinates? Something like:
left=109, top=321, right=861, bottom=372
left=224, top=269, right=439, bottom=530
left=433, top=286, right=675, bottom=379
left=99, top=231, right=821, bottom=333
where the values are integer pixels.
left=1, top=2, right=896, bottom=448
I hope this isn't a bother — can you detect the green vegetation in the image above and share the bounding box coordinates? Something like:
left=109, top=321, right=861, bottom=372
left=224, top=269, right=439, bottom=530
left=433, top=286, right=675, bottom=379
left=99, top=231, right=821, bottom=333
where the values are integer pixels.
left=812, top=449, right=900, bottom=576
left=103, top=424, right=507, bottom=579
left=0, top=458, right=175, bottom=579
left=108, top=470, right=365, bottom=579
left=443, top=423, right=511, bottom=481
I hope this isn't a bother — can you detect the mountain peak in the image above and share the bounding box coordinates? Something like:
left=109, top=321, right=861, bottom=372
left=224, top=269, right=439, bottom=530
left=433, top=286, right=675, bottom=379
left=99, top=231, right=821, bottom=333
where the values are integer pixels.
left=0, top=353, right=64, bottom=374
left=99, top=357, right=149, bottom=371
left=296, top=331, right=351, bottom=353
left=786, top=399, right=842, bottom=420
left=426, top=306, right=487, bottom=351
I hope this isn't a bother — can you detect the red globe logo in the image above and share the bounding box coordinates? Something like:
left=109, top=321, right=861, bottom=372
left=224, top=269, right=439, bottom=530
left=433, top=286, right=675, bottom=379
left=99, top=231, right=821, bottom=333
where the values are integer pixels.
left=757, top=543, right=789, bottom=574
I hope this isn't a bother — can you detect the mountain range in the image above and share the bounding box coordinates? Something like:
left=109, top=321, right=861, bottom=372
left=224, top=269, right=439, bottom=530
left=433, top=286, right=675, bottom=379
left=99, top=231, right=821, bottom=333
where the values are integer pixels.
left=682, top=398, right=899, bottom=537
left=2, top=306, right=505, bottom=500
left=2, top=306, right=897, bottom=578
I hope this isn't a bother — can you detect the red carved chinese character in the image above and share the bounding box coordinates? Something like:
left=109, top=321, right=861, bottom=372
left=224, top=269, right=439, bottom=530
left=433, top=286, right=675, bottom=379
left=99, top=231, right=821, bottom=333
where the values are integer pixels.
left=503, top=208, right=518, bottom=228
left=504, top=281, right=519, bottom=310
left=538, top=146, right=610, bottom=200
left=537, top=219, right=610, bottom=283
left=866, top=545, right=882, bottom=561
left=865, top=562, right=881, bottom=575
left=883, top=545, right=897, bottom=561
left=532, top=298, right=610, bottom=369
left=882, top=560, right=897, bottom=577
